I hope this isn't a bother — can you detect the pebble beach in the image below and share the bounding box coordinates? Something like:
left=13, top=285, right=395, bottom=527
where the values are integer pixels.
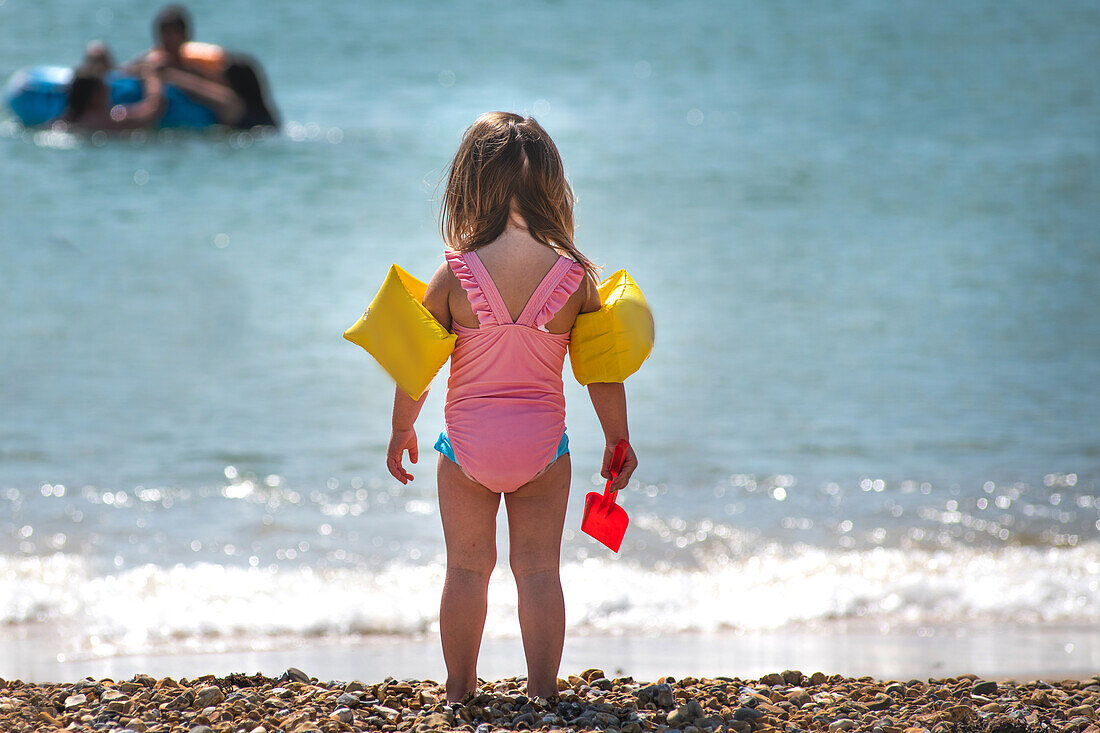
left=3, top=667, right=1099, bottom=733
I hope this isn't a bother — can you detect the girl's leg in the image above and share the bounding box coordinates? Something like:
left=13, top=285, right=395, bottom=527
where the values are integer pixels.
left=502, top=454, right=571, bottom=699
left=437, top=455, right=501, bottom=702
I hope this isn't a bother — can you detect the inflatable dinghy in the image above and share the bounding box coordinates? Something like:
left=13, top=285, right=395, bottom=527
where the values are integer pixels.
left=3, top=65, right=218, bottom=128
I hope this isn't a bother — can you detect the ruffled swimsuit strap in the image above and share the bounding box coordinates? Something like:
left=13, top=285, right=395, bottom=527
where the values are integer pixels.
left=444, top=250, right=507, bottom=327
left=516, top=256, right=586, bottom=330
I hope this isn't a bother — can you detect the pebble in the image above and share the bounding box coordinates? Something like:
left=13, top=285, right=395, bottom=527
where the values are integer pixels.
left=971, top=680, right=998, bottom=695
left=867, top=692, right=892, bottom=710
left=733, top=706, right=764, bottom=721
left=193, top=685, right=224, bottom=709
left=335, top=691, right=361, bottom=707
left=0, top=670, right=1091, bottom=733
left=787, top=687, right=812, bottom=707
left=285, top=667, right=310, bottom=684
left=636, top=682, right=675, bottom=709
left=782, top=670, right=804, bottom=685
left=420, top=711, right=453, bottom=728
left=666, top=699, right=703, bottom=726
left=592, top=711, right=620, bottom=727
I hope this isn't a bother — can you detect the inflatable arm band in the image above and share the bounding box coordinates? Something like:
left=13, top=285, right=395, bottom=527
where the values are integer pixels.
left=570, top=269, right=654, bottom=385
left=343, top=265, right=456, bottom=400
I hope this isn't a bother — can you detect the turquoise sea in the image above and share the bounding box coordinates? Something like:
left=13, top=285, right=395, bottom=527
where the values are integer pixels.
left=1, top=0, right=1098, bottom=675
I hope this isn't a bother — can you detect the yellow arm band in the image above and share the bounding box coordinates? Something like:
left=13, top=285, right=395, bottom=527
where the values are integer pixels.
left=343, top=264, right=456, bottom=400
left=569, top=269, right=654, bottom=385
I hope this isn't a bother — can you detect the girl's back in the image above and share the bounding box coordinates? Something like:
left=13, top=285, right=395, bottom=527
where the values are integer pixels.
left=447, top=232, right=592, bottom=334
left=436, top=229, right=591, bottom=494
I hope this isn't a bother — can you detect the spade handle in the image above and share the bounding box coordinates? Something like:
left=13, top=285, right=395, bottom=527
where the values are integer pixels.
left=602, top=440, right=631, bottom=500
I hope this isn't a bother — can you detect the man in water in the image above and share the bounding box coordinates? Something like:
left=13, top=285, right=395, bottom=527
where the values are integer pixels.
left=130, top=4, right=278, bottom=128
left=134, top=5, right=225, bottom=78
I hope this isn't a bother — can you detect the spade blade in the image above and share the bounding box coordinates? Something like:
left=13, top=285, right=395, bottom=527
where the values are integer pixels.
left=581, top=491, right=630, bottom=552
left=580, top=440, right=631, bottom=553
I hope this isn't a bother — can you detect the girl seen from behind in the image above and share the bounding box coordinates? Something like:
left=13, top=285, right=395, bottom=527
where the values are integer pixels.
left=385, top=112, right=638, bottom=701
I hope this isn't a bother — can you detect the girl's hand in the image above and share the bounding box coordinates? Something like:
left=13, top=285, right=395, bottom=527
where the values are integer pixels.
left=387, top=428, right=418, bottom=484
left=601, top=440, right=637, bottom=493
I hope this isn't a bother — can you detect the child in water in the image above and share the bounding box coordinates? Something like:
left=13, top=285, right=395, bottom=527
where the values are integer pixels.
left=385, top=112, right=638, bottom=701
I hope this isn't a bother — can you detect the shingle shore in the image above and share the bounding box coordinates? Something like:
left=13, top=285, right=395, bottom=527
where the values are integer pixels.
left=1, top=667, right=1097, bottom=733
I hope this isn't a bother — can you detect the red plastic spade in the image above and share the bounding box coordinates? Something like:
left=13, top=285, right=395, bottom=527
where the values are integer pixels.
left=581, top=440, right=631, bottom=552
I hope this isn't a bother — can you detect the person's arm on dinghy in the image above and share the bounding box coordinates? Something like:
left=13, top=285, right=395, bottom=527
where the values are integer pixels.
left=159, top=67, right=244, bottom=126
left=116, top=66, right=168, bottom=128
left=81, top=65, right=167, bottom=131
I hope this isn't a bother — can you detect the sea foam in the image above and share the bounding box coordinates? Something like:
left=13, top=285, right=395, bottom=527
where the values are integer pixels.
left=3, top=542, right=1097, bottom=660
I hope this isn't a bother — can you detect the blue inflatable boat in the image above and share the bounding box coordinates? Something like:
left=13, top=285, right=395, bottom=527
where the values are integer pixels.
left=3, top=65, right=219, bottom=128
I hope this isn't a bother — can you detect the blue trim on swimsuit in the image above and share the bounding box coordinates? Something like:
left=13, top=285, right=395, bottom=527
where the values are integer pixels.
left=435, top=430, right=569, bottom=468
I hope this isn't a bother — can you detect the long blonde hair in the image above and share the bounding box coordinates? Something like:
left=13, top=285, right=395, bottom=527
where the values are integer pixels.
left=440, top=112, right=597, bottom=279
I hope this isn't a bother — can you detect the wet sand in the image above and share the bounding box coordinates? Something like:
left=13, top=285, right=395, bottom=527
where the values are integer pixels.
left=3, top=623, right=1098, bottom=685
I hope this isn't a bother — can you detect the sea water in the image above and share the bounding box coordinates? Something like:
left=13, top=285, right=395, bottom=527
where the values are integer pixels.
left=1, top=0, right=1098, bottom=670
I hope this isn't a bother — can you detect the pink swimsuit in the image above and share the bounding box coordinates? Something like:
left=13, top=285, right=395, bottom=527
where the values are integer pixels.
left=441, top=249, right=585, bottom=493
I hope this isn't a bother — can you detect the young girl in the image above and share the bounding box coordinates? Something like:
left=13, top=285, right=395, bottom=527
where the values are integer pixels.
left=385, top=112, right=638, bottom=702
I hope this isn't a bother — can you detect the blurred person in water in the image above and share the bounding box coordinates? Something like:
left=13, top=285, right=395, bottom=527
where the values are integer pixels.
left=58, top=53, right=167, bottom=132
left=80, top=40, right=115, bottom=76
left=127, top=4, right=279, bottom=128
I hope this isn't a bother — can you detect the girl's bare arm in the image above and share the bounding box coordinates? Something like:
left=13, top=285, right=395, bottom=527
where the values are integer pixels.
left=387, top=387, right=427, bottom=484
left=587, top=382, right=636, bottom=491
left=385, top=263, right=454, bottom=483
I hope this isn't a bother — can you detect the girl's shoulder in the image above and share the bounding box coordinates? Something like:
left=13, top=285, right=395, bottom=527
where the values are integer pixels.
left=578, top=270, right=602, bottom=314
left=424, top=259, right=460, bottom=329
